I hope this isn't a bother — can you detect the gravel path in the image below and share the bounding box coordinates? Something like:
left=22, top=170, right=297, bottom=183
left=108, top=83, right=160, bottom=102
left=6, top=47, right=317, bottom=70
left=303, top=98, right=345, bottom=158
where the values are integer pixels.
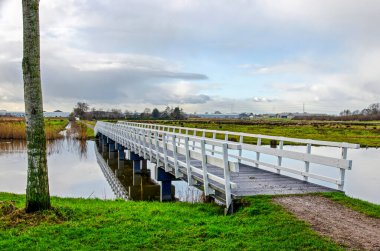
left=274, top=196, right=380, bottom=250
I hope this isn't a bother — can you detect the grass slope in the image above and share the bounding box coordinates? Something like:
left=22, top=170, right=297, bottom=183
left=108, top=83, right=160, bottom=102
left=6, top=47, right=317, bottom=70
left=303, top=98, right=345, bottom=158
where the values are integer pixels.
left=321, top=192, right=380, bottom=218
left=0, top=193, right=344, bottom=250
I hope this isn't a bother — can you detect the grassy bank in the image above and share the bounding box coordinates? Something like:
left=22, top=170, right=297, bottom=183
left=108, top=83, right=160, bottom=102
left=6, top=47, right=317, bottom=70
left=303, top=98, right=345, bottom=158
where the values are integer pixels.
left=321, top=192, right=380, bottom=218
left=142, top=119, right=380, bottom=147
left=0, top=118, right=69, bottom=140
left=0, top=193, right=341, bottom=250
left=81, top=120, right=96, bottom=139
left=1, top=192, right=379, bottom=250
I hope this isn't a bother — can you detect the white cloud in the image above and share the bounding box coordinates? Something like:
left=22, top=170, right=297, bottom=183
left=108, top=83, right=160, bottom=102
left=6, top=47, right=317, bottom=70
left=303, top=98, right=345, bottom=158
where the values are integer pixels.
left=1, top=0, right=380, bottom=114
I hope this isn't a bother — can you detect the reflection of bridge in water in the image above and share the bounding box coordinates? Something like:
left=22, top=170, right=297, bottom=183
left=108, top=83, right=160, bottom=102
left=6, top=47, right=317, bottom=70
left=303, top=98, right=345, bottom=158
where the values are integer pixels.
left=95, top=121, right=359, bottom=213
left=95, top=142, right=175, bottom=202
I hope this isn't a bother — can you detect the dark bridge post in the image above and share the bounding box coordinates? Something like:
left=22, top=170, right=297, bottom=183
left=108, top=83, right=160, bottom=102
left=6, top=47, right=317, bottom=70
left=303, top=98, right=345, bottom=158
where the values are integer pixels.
left=102, top=135, right=108, bottom=152
left=130, top=151, right=143, bottom=173
left=157, top=167, right=174, bottom=201
left=117, top=143, right=125, bottom=160
left=117, top=143, right=125, bottom=169
left=108, top=139, right=116, bottom=153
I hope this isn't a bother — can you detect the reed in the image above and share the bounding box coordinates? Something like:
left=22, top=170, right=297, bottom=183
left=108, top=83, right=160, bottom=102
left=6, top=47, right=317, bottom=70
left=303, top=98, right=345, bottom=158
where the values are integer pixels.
left=0, top=118, right=68, bottom=140
left=68, top=121, right=88, bottom=140
left=0, top=121, right=25, bottom=139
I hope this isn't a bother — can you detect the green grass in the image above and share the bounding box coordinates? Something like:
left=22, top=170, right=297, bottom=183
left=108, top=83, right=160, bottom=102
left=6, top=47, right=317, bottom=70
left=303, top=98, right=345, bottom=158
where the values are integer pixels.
left=320, top=192, right=380, bottom=218
left=44, top=118, right=69, bottom=131
left=86, top=126, right=95, bottom=138
left=79, top=121, right=95, bottom=139
left=0, top=192, right=346, bottom=250
left=146, top=120, right=380, bottom=147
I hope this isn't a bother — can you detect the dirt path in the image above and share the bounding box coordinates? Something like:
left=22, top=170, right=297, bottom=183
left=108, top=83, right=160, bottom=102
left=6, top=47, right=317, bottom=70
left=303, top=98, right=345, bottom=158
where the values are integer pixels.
left=273, top=196, right=380, bottom=250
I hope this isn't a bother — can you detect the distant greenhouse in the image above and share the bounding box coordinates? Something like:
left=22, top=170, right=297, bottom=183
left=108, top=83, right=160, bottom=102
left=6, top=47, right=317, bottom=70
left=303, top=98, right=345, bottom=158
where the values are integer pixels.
left=0, top=110, right=70, bottom=118
left=195, top=113, right=240, bottom=119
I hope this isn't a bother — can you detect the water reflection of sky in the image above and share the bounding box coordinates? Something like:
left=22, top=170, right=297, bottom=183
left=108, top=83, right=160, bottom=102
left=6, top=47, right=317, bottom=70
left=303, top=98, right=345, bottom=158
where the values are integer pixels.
left=0, top=139, right=114, bottom=199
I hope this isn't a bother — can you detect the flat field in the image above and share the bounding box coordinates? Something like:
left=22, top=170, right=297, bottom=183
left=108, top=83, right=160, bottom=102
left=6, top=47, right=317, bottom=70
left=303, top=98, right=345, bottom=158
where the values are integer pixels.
left=142, top=119, right=380, bottom=147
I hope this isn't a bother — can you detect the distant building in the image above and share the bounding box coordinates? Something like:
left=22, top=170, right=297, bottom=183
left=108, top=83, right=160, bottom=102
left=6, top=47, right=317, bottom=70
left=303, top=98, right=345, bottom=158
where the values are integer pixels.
left=276, top=113, right=295, bottom=119
left=0, top=111, right=69, bottom=118
left=195, top=113, right=240, bottom=119
left=43, top=111, right=70, bottom=118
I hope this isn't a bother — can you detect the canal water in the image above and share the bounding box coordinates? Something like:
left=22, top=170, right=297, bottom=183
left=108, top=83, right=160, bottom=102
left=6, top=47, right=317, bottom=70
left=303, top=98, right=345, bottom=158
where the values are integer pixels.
left=0, top=137, right=379, bottom=204
left=0, top=138, right=201, bottom=202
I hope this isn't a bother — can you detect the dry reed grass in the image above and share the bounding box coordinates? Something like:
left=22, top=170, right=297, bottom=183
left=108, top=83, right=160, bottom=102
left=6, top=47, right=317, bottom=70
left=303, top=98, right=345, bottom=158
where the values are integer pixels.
left=67, top=122, right=88, bottom=140
left=0, top=117, right=68, bottom=140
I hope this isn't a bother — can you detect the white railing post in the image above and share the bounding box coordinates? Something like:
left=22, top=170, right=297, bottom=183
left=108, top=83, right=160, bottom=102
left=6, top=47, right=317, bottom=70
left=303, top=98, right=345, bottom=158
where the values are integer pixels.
left=184, top=137, right=193, bottom=185
left=154, top=131, right=160, bottom=167
left=277, top=140, right=284, bottom=174
left=192, top=130, right=196, bottom=150
left=171, top=135, right=180, bottom=178
left=142, top=129, right=147, bottom=159
left=138, top=128, right=143, bottom=156
left=178, top=128, right=181, bottom=147
left=256, top=137, right=261, bottom=168
left=200, top=139, right=210, bottom=195
left=148, top=130, right=153, bottom=162
left=163, top=132, right=169, bottom=172
left=211, top=131, right=216, bottom=155
left=304, top=143, right=311, bottom=181
left=222, top=143, right=232, bottom=209
left=339, top=147, right=348, bottom=190
left=238, top=135, right=243, bottom=163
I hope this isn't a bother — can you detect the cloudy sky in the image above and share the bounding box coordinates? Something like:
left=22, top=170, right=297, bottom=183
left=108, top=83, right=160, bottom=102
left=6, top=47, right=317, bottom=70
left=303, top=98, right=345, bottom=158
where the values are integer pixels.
left=0, top=0, right=379, bottom=114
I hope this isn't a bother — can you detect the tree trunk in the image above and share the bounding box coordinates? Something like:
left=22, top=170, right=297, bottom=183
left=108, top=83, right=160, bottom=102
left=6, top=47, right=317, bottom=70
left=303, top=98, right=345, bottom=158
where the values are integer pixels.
left=22, top=0, right=51, bottom=212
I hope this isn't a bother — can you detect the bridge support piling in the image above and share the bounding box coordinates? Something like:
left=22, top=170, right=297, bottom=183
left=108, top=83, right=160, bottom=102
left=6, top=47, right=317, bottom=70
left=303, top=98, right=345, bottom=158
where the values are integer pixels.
left=117, top=144, right=126, bottom=169
left=102, top=135, right=108, bottom=152
left=108, top=139, right=116, bottom=153
left=141, top=159, right=148, bottom=172
left=157, top=167, right=174, bottom=201
left=130, top=151, right=143, bottom=174
left=117, top=144, right=125, bottom=160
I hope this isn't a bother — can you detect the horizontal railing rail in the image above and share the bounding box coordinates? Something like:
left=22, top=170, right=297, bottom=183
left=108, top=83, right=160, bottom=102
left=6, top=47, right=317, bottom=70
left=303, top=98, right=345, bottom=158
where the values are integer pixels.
left=95, top=121, right=357, bottom=208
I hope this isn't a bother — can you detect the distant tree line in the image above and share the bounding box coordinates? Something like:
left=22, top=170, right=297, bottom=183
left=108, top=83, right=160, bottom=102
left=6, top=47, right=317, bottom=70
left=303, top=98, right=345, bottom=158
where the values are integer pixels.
left=339, top=103, right=380, bottom=116
left=295, top=103, right=380, bottom=121
left=71, top=102, right=186, bottom=120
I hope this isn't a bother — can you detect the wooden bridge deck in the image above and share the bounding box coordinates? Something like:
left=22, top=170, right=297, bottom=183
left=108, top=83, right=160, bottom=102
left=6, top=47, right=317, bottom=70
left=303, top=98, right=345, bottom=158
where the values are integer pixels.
left=156, top=148, right=334, bottom=202
left=95, top=121, right=358, bottom=210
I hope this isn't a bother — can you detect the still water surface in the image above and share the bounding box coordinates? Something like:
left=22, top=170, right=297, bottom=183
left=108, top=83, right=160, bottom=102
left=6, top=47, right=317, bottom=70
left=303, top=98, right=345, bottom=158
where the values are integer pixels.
left=0, top=138, right=201, bottom=202
left=0, top=138, right=379, bottom=204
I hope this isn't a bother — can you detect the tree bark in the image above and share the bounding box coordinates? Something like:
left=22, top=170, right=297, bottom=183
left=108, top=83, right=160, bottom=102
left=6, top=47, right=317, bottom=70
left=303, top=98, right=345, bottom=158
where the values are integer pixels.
left=22, top=0, right=51, bottom=212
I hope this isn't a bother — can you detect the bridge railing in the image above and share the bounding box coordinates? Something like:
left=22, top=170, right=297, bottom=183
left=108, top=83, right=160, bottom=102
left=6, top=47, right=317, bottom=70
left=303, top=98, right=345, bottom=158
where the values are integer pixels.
left=96, top=121, right=358, bottom=207
left=96, top=121, right=240, bottom=207
left=118, top=121, right=359, bottom=190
